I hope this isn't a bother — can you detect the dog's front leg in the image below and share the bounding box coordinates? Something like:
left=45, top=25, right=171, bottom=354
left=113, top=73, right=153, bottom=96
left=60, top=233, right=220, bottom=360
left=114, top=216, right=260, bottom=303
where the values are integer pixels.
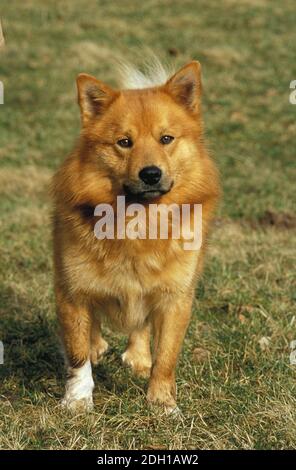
left=147, top=294, right=192, bottom=413
left=56, top=289, right=94, bottom=412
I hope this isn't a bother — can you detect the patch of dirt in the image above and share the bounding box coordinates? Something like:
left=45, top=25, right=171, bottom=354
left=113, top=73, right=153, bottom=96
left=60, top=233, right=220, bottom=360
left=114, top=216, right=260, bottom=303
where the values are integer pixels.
left=192, top=347, right=210, bottom=363
left=256, top=210, right=296, bottom=229
left=167, top=47, right=179, bottom=57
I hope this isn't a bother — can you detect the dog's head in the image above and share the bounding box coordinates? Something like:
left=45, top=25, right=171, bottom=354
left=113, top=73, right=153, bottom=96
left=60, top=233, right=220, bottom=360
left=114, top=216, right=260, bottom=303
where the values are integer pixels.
left=76, top=62, right=205, bottom=203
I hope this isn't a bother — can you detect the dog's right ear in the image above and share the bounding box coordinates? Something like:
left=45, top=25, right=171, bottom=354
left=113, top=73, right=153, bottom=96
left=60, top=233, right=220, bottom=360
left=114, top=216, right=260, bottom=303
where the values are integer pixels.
left=76, top=74, right=118, bottom=125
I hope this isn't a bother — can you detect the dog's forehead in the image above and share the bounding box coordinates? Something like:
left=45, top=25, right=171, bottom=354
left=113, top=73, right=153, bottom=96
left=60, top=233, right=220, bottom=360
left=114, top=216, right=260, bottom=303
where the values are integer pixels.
left=117, top=89, right=178, bottom=128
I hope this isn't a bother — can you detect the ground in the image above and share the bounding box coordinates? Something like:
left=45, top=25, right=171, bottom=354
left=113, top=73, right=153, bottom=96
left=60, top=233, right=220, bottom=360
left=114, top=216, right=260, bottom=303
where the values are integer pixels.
left=0, top=0, right=295, bottom=450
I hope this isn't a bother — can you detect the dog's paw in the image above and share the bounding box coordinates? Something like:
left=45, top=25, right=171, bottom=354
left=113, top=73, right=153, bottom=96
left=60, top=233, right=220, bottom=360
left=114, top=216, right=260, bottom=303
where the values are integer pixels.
left=122, top=350, right=152, bottom=379
left=61, top=395, right=94, bottom=413
left=149, top=403, right=182, bottom=418
left=90, top=338, right=109, bottom=365
left=147, top=377, right=177, bottom=413
left=62, top=360, right=94, bottom=413
left=163, top=404, right=182, bottom=417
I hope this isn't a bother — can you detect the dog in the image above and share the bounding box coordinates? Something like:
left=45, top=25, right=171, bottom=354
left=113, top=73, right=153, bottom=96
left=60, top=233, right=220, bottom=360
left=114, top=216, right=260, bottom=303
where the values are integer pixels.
left=52, top=58, right=220, bottom=413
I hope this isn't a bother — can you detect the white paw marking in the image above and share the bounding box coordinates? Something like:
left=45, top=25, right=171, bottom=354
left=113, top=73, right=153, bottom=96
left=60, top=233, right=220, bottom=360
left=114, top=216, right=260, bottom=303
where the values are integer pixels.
left=62, top=360, right=94, bottom=411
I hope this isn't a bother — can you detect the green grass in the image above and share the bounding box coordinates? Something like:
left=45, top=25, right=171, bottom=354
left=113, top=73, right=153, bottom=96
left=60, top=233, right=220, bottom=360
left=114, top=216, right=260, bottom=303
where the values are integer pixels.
left=0, top=0, right=295, bottom=450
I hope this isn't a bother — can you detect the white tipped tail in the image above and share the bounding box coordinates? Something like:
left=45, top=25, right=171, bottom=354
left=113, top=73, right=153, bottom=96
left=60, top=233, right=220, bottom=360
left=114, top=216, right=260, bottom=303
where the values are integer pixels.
left=115, top=52, right=174, bottom=90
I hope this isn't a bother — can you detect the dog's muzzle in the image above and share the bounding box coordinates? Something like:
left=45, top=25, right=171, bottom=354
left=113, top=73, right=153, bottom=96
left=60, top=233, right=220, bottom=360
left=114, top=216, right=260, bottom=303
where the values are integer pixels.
left=123, top=179, right=174, bottom=201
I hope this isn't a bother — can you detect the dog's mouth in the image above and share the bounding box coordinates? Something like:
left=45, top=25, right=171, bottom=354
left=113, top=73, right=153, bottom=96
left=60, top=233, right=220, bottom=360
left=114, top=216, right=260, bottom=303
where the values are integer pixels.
left=123, top=182, right=173, bottom=202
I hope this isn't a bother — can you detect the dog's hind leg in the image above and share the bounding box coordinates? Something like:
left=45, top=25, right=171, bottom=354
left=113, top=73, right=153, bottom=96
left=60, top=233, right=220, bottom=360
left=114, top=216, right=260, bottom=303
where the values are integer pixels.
left=122, top=322, right=152, bottom=378
left=90, top=313, right=109, bottom=365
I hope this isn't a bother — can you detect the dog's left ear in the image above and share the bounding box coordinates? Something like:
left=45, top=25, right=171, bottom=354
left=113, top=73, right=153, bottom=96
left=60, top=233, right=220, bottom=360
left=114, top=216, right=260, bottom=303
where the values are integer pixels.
left=164, top=61, right=202, bottom=114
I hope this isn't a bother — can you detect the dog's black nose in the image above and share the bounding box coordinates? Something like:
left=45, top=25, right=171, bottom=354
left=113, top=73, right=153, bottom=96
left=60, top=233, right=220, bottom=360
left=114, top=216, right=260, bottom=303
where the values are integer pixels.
left=139, top=166, right=162, bottom=185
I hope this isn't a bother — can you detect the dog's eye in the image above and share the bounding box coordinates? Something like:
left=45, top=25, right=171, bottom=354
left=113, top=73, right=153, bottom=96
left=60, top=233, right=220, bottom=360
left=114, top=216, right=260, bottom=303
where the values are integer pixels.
left=117, top=138, right=133, bottom=148
left=160, top=135, right=174, bottom=145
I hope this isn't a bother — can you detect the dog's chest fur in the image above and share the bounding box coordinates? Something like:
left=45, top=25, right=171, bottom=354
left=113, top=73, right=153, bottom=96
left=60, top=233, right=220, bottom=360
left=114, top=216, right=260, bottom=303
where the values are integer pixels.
left=63, top=237, right=199, bottom=331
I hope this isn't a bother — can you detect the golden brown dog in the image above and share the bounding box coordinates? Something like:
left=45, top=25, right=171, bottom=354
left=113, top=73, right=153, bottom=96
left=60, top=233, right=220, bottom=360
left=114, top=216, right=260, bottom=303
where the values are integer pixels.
left=52, top=59, right=220, bottom=413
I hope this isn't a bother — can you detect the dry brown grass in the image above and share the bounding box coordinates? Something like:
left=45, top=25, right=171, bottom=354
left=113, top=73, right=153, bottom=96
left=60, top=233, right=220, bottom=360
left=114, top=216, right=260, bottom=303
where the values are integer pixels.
left=0, top=0, right=295, bottom=450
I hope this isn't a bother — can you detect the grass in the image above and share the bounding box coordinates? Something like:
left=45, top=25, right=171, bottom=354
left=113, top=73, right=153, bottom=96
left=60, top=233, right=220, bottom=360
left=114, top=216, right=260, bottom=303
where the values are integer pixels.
left=0, top=0, right=295, bottom=450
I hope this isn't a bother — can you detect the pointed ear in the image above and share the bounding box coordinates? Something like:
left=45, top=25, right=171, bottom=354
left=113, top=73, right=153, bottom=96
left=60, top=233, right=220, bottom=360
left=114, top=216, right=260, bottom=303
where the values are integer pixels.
left=164, top=61, right=202, bottom=114
left=76, top=74, right=118, bottom=125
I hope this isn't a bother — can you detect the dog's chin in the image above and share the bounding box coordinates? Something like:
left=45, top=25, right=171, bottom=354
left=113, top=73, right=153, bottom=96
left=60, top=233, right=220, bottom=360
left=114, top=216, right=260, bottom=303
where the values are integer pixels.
left=123, top=185, right=172, bottom=202
left=137, top=190, right=167, bottom=201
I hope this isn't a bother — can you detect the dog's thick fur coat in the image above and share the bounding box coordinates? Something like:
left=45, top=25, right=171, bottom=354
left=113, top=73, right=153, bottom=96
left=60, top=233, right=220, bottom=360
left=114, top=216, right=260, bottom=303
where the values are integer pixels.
left=52, top=60, right=220, bottom=412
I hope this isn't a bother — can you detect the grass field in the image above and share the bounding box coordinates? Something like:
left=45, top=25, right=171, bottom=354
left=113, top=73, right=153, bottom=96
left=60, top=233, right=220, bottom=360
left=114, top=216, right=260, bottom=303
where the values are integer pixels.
left=0, top=0, right=296, bottom=450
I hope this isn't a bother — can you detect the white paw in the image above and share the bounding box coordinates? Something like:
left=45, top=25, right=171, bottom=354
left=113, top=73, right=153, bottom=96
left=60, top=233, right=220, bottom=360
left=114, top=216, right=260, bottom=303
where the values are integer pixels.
left=62, top=360, right=94, bottom=412
left=61, top=395, right=94, bottom=412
